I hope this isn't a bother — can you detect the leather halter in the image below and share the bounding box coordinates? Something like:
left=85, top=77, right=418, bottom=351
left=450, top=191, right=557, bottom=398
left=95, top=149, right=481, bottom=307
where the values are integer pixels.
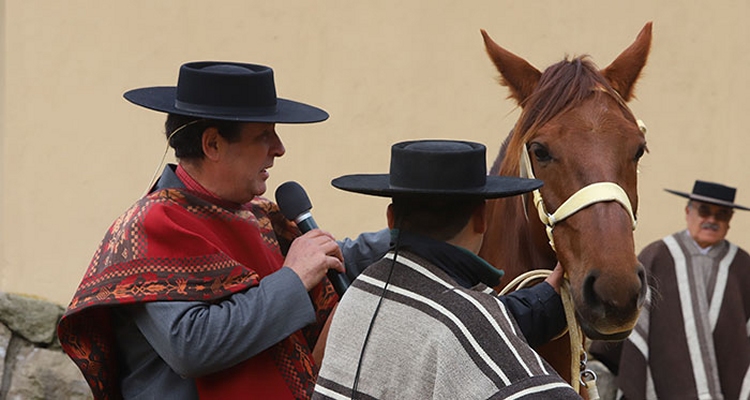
left=518, top=119, right=646, bottom=252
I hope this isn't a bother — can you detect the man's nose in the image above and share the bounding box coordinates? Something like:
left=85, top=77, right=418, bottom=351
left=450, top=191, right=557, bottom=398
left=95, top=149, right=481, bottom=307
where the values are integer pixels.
left=272, top=133, right=286, bottom=157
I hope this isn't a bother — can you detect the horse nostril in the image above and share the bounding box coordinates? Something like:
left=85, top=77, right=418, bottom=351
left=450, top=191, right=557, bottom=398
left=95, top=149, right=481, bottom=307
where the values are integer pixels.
left=583, top=266, right=647, bottom=316
left=583, top=270, right=602, bottom=311
left=636, top=264, right=647, bottom=306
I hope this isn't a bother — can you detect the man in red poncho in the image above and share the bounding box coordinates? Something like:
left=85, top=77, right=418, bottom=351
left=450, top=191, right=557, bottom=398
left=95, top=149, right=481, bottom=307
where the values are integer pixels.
left=57, top=61, right=390, bottom=400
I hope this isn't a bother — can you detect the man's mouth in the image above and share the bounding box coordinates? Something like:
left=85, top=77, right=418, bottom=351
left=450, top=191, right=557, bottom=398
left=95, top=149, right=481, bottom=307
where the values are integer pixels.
left=260, top=167, right=270, bottom=179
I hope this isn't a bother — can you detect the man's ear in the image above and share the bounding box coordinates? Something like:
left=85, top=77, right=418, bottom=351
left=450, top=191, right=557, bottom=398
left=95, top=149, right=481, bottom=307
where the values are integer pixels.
left=201, top=127, right=222, bottom=161
left=473, top=201, right=487, bottom=234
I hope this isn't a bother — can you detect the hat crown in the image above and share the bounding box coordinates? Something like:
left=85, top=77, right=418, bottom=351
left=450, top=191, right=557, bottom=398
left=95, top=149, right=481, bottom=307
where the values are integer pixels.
left=692, top=180, right=736, bottom=203
left=390, top=141, right=486, bottom=192
left=664, top=180, right=749, bottom=211
left=122, top=60, right=328, bottom=123
left=174, top=61, right=277, bottom=115
left=331, top=139, right=542, bottom=199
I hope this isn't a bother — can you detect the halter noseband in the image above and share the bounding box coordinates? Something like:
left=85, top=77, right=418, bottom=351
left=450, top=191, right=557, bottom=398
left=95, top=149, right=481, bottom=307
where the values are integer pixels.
left=518, top=121, right=645, bottom=251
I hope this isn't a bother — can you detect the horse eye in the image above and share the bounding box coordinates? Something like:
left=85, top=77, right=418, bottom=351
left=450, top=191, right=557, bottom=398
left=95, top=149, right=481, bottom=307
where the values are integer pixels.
left=530, top=144, right=552, bottom=162
left=634, top=145, right=647, bottom=161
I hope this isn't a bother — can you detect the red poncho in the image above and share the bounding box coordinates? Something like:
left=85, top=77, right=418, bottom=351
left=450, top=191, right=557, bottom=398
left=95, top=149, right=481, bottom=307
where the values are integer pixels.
left=58, top=185, right=337, bottom=399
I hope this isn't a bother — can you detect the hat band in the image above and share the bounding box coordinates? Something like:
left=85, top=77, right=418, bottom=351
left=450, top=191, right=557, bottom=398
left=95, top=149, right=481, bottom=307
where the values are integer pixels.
left=689, top=193, right=736, bottom=206
left=386, top=183, right=485, bottom=192
left=174, top=100, right=277, bottom=116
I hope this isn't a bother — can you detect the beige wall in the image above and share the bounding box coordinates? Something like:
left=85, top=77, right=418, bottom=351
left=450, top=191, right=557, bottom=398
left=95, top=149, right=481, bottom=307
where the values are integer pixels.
left=3, top=1, right=749, bottom=306
left=1, top=1, right=6, bottom=305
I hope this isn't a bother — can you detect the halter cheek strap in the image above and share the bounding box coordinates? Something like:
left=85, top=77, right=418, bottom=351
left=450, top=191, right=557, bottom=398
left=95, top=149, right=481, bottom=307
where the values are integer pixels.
left=519, top=145, right=637, bottom=251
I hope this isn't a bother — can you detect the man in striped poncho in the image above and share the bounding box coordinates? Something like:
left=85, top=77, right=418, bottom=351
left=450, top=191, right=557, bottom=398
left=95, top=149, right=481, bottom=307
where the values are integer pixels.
left=590, top=180, right=750, bottom=400
left=313, top=140, right=580, bottom=399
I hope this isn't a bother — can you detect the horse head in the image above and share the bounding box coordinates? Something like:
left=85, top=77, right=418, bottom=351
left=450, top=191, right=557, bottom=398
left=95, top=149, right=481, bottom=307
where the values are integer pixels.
left=479, top=23, right=652, bottom=340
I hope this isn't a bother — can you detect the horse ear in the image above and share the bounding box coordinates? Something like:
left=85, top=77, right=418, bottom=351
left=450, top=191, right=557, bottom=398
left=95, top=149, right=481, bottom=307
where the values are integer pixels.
left=481, top=29, right=541, bottom=105
left=601, top=22, right=653, bottom=102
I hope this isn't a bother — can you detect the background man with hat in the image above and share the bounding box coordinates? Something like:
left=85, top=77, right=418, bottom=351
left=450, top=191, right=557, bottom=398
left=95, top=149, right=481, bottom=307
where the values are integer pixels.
left=57, top=61, right=389, bottom=399
left=313, top=140, right=580, bottom=399
left=590, top=180, right=750, bottom=399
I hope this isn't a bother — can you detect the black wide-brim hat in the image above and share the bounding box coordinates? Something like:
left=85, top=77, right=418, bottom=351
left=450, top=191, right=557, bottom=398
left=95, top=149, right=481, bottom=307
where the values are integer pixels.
left=123, top=61, right=329, bottom=123
left=332, top=140, right=543, bottom=198
left=665, top=180, right=750, bottom=211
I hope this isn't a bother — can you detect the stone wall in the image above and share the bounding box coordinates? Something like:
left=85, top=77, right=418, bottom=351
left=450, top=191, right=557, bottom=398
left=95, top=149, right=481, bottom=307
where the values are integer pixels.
left=0, top=292, right=92, bottom=399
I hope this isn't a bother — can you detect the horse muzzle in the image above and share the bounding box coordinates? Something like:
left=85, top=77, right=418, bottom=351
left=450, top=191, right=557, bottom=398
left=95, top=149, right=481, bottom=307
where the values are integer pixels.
left=572, top=261, right=647, bottom=340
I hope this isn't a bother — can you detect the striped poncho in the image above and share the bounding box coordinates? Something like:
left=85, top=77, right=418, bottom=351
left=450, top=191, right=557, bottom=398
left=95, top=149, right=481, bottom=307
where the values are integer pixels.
left=591, top=230, right=750, bottom=399
left=313, top=248, right=579, bottom=399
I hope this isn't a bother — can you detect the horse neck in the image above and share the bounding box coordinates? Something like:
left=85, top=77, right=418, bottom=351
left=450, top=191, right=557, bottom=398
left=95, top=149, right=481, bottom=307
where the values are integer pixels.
left=481, top=193, right=558, bottom=283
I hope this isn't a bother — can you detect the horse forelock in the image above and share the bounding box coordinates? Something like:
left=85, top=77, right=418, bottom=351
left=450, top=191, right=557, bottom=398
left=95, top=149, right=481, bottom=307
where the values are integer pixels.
left=497, top=56, right=634, bottom=177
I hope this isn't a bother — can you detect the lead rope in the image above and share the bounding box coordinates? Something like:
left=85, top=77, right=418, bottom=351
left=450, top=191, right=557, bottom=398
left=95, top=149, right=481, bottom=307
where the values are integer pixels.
left=499, top=271, right=598, bottom=398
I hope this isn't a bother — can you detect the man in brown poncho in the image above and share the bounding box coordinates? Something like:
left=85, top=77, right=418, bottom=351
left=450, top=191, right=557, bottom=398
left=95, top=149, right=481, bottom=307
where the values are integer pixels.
left=591, top=180, right=750, bottom=400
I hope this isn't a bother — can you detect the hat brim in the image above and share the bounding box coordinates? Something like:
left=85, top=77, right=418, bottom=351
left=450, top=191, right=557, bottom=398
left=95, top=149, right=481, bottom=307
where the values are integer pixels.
left=332, top=174, right=543, bottom=199
left=123, top=86, right=329, bottom=123
left=664, top=188, right=750, bottom=211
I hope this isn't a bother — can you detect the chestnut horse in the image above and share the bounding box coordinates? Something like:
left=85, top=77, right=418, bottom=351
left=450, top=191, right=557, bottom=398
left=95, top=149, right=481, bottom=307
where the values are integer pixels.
left=478, top=23, right=652, bottom=386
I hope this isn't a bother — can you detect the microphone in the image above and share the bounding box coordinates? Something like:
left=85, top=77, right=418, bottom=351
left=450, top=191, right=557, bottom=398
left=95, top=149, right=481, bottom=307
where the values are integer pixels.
left=275, top=181, right=350, bottom=296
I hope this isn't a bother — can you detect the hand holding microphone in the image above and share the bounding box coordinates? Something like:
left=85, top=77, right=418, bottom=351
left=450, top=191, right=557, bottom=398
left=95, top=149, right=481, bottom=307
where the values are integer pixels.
left=276, top=181, right=350, bottom=296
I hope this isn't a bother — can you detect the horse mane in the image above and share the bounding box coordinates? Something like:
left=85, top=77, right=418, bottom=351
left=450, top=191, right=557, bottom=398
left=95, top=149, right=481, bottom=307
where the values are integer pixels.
left=497, top=56, right=634, bottom=177
left=489, top=131, right=512, bottom=176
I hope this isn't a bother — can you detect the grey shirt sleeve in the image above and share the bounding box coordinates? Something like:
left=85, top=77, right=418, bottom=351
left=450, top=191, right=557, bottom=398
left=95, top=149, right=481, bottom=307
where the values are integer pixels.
left=129, top=266, right=315, bottom=377
left=338, top=228, right=392, bottom=280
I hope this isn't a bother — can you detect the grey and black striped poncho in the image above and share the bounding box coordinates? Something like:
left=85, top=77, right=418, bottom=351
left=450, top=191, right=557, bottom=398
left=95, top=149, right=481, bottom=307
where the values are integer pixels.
left=313, top=249, right=580, bottom=399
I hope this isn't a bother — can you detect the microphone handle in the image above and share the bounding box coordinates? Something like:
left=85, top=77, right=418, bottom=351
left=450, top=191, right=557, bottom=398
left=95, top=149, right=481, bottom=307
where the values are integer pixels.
left=327, top=270, right=351, bottom=298
left=296, top=213, right=318, bottom=232
left=295, top=214, right=351, bottom=297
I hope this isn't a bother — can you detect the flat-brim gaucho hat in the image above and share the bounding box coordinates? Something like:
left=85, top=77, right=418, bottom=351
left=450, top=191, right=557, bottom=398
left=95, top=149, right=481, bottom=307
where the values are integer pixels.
left=332, top=140, right=543, bottom=198
left=665, top=180, right=750, bottom=211
left=123, top=61, right=328, bottom=123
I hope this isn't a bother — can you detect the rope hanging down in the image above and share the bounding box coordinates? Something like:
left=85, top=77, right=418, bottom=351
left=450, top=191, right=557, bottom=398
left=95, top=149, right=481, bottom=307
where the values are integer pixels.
left=500, top=270, right=599, bottom=399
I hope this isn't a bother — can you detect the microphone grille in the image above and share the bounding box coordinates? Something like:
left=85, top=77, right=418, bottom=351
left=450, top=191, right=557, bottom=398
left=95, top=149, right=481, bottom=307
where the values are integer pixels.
left=275, top=181, right=313, bottom=221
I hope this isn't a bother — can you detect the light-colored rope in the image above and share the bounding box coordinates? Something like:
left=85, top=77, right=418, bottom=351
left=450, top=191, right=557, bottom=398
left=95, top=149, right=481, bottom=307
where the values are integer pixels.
left=500, top=269, right=584, bottom=393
